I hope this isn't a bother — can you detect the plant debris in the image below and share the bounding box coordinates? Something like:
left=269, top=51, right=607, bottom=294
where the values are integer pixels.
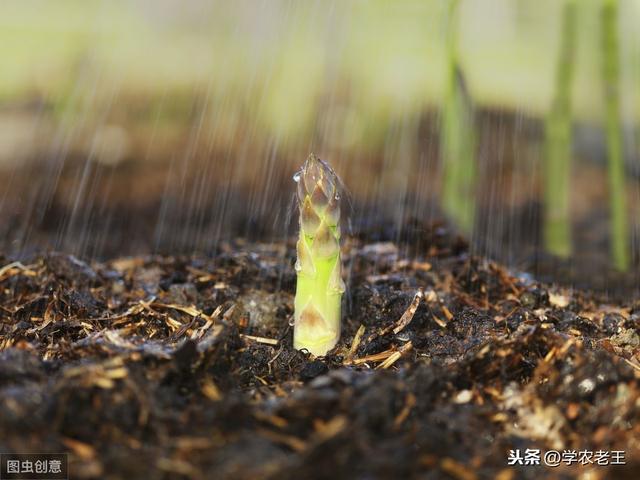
left=0, top=227, right=638, bottom=479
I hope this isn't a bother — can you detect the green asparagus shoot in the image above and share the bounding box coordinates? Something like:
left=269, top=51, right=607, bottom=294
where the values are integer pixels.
left=543, top=0, right=577, bottom=258
left=601, top=0, right=629, bottom=271
left=441, top=0, right=477, bottom=234
left=293, top=154, right=344, bottom=356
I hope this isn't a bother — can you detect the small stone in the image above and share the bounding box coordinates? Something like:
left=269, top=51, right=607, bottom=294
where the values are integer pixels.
left=454, top=389, right=473, bottom=404
left=577, top=378, right=595, bottom=395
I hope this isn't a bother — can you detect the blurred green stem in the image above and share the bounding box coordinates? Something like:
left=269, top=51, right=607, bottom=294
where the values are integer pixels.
left=601, top=0, right=629, bottom=271
left=441, top=0, right=476, bottom=234
left=543, top=0, right=577, bottom=258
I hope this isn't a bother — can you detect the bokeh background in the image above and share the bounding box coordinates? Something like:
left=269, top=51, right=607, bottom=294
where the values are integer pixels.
left=1, top=0, right=639, bottom=292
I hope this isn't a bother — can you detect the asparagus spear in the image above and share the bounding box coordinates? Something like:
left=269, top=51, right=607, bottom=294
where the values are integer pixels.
left=601, top=0, right=629, bottom=271
left=293, top=154, right=344, bottom=356
left=543, top=0, right=577, bottom=258
left=441, top=0, right=477, bottom=234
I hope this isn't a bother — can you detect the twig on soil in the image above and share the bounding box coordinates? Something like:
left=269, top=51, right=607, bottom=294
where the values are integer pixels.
left=394, top=259, right=432, bottom=272
left=623, top=358, right=640, bottom=374
left=393, top=392, right=416, bottom=429
left=352, top=349, right=397, bottom=365
left=377, top=342, right=413, bottom=370
left=90, top=297, right=162, bottom=324
left=222, top=304, right=236, bottom=321
left=90, top=303, right=146, bottom=323
left=240, top=334, right=278, bottom=346
left=313, top=415, right=347, bottom=441
left=61, top=356, right=129, bottom=389
left=254, top=410, right=288, bottom=429
left=441, top=304, right=454, bottom=321
left=543, top=347, right=557, bottom=364
left=185, top=265, right=217, bottom=283
left=151, top=302, right=216, bottom=322
left=172, top=316, right=199, bottom=340
left=192, top=306, right=223, bottom=340
left=258, top=416, right=346, bottom=455
left=392, top=289, right=423, bottom=334
left=267, top=345, right=285, bottom=374
left=62, top=437, right=96, bottom=460
left=345, top=324, right=366, bottom=364
left=375, top=289, right=423, bottom=340
left=201, top=379, right=223, bottom=401
left=0, top=261, right=38, bottom=280
left=419, top=290, right=450, bottom=328
left=432, top=315, right=448, bottom=329
left=103, top=330, right=140, bottom=350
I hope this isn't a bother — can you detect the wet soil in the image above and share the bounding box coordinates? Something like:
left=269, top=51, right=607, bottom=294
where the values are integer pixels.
left=0, top=222, right=639, bottom=479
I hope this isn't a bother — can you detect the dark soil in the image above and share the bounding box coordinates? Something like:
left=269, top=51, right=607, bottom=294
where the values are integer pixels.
left=0, top=223, right=639, bottom=479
